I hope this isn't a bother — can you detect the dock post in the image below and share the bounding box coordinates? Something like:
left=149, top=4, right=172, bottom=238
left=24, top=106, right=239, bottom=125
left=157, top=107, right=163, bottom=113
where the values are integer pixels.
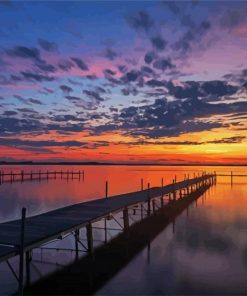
left=39, top=170, right=41, bottom=181
left=104, top=218, right=107, bottom=243
left=18, top=207, right=26, bottom=296
left=75, top=229, right=79, bottom=260
left=105, top=181, right=108, bottom=198
left=83, top=170, right=85, bottom=181
left=86, top=223, right=94, bottom=258
left=161, top=178, right=164, bottom=206
left=152, top=199, right=156, bottom=213
left=31, top=171, right=33, bottom=181
left=172, top=180, right=176, bottom=200
left=11, top=171, right=13, bottom=183
left=147, top=183, right=151, bottom=216
left=123, top=208, right=129, bottom=230
left=141, top=178, right=143, bottom=191
left=231, top=171, right=233, bottom=186
left=25, top=251, right=31, bottom=286
left=21, top=171, right=24, bottom=182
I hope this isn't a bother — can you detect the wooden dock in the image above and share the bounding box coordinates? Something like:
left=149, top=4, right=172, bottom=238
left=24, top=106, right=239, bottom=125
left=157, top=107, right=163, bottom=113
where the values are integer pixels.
left=0, top=173, right=216, bottom=295
left=24, top=184, right=210, bottom=295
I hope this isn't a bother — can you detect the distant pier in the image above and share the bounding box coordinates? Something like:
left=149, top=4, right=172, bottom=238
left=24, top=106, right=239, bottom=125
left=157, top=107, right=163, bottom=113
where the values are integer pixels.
left=0, top=170, right=85, bottom=185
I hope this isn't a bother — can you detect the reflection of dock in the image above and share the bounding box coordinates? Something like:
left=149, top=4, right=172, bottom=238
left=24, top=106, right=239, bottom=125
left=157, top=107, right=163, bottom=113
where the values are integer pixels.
left=0, top=170, right=84, bottom=185
left=0, top=173, right=216, bottom=295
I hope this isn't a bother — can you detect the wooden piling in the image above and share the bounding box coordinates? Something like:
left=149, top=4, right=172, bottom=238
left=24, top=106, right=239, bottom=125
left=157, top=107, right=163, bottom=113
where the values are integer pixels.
left=141, top=178, right=143, bottom=191
left=18, top=207, right=26, bottom=296
left=75, top=229, right=79, bottom=259
left=123, top=208, right=129, bottom=230
left=147, top=183, right=151, bottom=216
left=105, top=181, right=108, bottom=198
left=86, top=223, right=94, bottom=258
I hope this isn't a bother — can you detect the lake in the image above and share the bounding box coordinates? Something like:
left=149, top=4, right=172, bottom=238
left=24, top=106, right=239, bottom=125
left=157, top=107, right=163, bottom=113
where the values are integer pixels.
left=0, top=165, right=247, bottom=295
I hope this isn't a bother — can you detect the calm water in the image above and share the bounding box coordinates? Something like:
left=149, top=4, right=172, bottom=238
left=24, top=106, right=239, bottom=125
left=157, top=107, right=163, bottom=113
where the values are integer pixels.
left=0, top=165, right=247, bottom=295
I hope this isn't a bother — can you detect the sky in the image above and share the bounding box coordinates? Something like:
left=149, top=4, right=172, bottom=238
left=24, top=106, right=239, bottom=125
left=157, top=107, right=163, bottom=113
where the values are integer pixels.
left=0, top=0, right=247, bottom=164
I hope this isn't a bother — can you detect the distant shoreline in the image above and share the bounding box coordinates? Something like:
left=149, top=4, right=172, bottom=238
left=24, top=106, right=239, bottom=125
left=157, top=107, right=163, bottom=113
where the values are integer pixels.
left=0, top=161, right=247, bottom=167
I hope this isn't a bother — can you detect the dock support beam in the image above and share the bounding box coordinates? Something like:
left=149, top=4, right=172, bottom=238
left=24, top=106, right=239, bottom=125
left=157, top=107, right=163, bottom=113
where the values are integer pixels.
left=123, top=208, right=129, bottom=230
left=18, top=207, right=26, bottom=296
left=25, top=251, right=31, bottom=286
left=86, top=223, right=94, bottom=258
left=75, top=229, right=79, bottom=259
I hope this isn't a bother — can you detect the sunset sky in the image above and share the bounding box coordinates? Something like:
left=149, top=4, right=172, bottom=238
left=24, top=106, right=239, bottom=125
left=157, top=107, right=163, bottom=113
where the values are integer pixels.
left=0, top=0, right=247, bottom=164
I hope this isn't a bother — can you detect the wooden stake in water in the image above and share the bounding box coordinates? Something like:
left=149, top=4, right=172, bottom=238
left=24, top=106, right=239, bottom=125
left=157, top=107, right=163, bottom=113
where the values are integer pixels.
left=105, top=181, right=108, bottom=198
left=19, top=207, right=26, bottom=296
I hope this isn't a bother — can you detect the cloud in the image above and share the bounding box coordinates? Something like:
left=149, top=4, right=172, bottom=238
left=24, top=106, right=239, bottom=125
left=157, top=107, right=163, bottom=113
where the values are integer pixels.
left=38, top=39, right=58, bottom=52
left=71, top=57, right=89, bottom=71
left=173, top=20, right=211, bottom=54
left=104, top=48, right=118, bottom=60
left=151, top=36, right=167, bottom=51
left=83, top=90, right=105, bottom=102
left=144, top=51, right=156, bottom=64
left=2, top=110, right=18, bottom=116
left=91, top=97, right=247, bottom=139
left=161, top=1, right=180, bottom=15
left=21, top=71, right=55, bottom=82
left=58, top=60, right=74, bottom=71
left=60, top=84, right=73, bottom=94
left=126, top=10, right=154, bottom=32
left=6, top=46, right=41, bottom=61
left=153, top=58, right=175, bottom=71
left=28, top=98, right=43, bottom=105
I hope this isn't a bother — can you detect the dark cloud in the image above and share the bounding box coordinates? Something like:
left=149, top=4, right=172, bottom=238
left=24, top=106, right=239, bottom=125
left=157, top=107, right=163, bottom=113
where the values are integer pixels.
left=173, top=20, right=211, bottom=54
left=28, top=98, right=43, bottom=105
left=122, top=70, right=141, bottom=82
left=58, top=60, right=74, bottom=71
left=38, top=39, right=58, bottom=52
left=2, top=110, right=18, bottom=116
left=146, top=79, right=166, bottom=87
left=65, top=95, right=81, bottom=102
left=104, top=48, right=118, bottom=60
left=92, top=97, right=247, bottom=139
left=206, top=136, right=246, bottom=144
left=6, top=46, right=41, bottom=61
left=153, top=58, right=175, bottom=71
left=220, top=9, right=243, bottom=29
left=83, top=90, right=105, bottom=102
left=21, top=71, right=55, bottom=82
left=144, top=51, right=156, bottom=64
left=151, top=36, right=167, bottom=51
left=71, top=57, right=89, bottom=71
left=161, top=1, right=180, bottom=15
left=60, top=84, right=73, bottom=94
left=51, top=114, right=85, bottom=123
left=17, top=108, right=38, bottom=114
left=126, top=10, right=154, bottom=32
left=35, top=59, right=56, bottom=73
left=0, top=117, right=43, bottom=135
left=118, top=65, right=128, bottom=73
